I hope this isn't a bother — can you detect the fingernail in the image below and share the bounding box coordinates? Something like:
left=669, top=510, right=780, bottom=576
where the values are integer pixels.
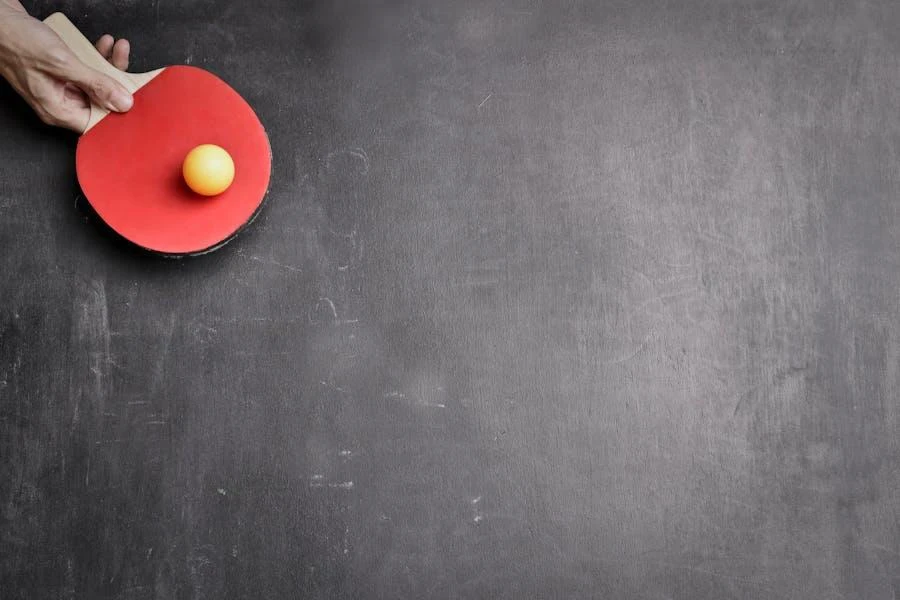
left=109, top=91, right=133, bottom=112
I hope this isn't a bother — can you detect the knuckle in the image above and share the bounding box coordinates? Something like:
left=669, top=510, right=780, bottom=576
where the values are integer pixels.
left=90, top=78, right=114, bottom=99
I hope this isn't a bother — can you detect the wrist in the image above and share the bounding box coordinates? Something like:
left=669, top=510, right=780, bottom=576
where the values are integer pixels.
left=0, top=3, right=27, bottom=43
left=0, top=1, right=26, bottom=13
left=0, top=5, right=22, bottom=24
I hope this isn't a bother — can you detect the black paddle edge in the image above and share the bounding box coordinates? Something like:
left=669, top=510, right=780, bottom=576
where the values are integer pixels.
left=75, top=186, right=271, bottom=259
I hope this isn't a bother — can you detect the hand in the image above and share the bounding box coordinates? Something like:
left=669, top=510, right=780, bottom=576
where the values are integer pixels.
left=0, top=1, right=133, bottom=131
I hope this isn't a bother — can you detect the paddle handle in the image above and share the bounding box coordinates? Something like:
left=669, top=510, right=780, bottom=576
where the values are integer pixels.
left=43, top=13, right=139, bottom=93
left=43, top=13, right=163, bottom=131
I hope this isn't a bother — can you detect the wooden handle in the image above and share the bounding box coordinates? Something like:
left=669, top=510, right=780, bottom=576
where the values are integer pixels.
left=43, top=13, right=137, bottom=130
left=43, top=13, right=139, bottom=92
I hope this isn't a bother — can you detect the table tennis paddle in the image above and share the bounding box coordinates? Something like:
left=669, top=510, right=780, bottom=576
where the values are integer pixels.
left=44, top=13, right=271, bottom=256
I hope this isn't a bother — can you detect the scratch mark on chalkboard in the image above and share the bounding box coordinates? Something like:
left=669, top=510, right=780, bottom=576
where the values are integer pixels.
left=733, top=383, right=760, bottom=416
left=634, top=288, right=700, bottom=312
left=207, top=24, right=236, bottom=48
left=63, top=557, right=75, bottom=599
left=700, top=432, right=753, bottom=455
left=694, top=513, right=777, bottom=536
left=720, top=495, right=757, bottom=511
left=248, top=254, right=302, bottom=273
left=602, top=343, right=646, bottom=365
left=149, top=314, right=176, bottom=397
left=694, top=229, right=748, bottom=260
left=655, top=562, right=787, bottom=598
left=861, top=540, right=900, bottom=558
left=70, top=278, right=111, bottom=424
left=456, top=273, right=500, bottom=288
left=478, top=93, right=493, bottom=108
left=773, top=363, right=809, bottom=381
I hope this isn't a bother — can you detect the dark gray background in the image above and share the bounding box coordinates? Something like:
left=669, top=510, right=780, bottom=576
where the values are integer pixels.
left=2, top=0, right=900, bottom=598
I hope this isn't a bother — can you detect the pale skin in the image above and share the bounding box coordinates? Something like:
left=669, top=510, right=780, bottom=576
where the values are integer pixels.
left=0, top=0, right=133, bottom=131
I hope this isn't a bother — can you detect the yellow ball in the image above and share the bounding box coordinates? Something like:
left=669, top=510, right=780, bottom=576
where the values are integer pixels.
left=182, top=144, right=235, bottom=196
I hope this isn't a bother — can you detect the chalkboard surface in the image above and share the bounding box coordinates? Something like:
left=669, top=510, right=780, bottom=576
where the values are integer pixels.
left=2, top=1, right=900, bottom=598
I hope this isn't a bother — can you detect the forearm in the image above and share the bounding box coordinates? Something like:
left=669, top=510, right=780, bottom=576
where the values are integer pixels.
left=0, top=5, right=133, bottom=130
left=0, top=0, right=26, bottom=14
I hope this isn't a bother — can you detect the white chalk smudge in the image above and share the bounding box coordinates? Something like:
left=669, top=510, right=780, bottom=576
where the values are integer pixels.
left=384, top=390, right=446, bottom=408
left=471, top=495, right=485, bottom=523
left=310, top=480, right=354, bottom=489
left=325, top=148, right=370, bottom=175
left=309, top=297, right=339, bottom=323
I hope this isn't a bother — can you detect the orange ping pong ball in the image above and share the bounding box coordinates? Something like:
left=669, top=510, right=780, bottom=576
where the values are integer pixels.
left=182, top=144, right=235, bottom=196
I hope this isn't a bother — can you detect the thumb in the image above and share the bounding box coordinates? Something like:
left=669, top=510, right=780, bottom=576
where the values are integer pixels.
left=65, top=63, right=134, bottom=113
